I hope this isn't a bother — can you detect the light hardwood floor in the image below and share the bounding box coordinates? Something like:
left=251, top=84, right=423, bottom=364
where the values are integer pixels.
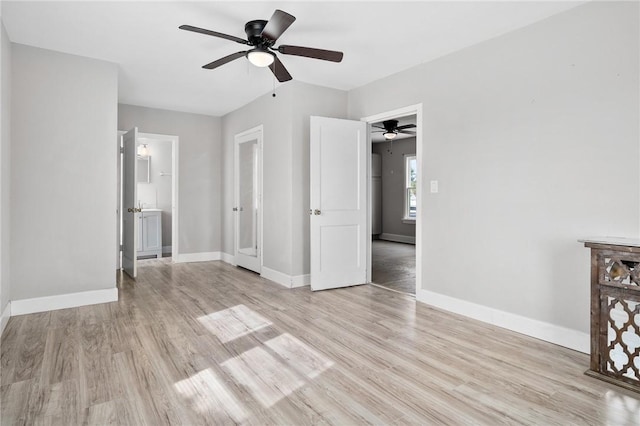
left=2, top=260, right=639, bottom=425
left=372, top=240, right=416, bottom=295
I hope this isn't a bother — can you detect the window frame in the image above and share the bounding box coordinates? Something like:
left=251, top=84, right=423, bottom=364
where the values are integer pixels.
left=404, top=153, right=417, bottom=222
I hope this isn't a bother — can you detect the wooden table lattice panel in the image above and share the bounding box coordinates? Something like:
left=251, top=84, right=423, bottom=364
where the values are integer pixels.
left=586, top=244, right=640, bottom=392
left=599, top=251, right=640, bottom=288
left=601, top=289, right=640, bottom=386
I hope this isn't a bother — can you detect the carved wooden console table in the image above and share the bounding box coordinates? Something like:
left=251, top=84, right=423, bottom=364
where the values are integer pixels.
left=581, top=237, right=640, bottom=392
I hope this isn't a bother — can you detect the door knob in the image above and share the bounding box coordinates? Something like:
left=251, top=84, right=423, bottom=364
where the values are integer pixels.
left=314, top=209, right=321, bottom=215
left=128, top=207, right=142, bottom=213
left=232, top=207, right=238, bottom=211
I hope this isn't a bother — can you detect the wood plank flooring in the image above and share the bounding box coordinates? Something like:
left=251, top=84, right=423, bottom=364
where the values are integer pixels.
left=2, top=260, right=640, bottom=425
left=372, top=240, right=416, bottom=295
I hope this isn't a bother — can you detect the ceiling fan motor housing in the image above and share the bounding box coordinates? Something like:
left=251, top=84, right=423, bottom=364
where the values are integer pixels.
left=245, top=20, right=270, bottom=46
left=383, top=120, right=399, bottom=132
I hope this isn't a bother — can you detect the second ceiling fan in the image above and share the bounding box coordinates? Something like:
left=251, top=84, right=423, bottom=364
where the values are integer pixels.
left=373, top=120, right=416, bottom=140
left=180, top=9, right=344, bottom=82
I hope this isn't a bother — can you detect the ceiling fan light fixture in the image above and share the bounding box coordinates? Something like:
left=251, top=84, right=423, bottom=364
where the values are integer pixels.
left=383, top=131, right=397, bottom=140
left=247, top=48, right=275, bottom=67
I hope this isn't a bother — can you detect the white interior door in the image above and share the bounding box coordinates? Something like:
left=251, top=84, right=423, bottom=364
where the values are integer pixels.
left=234, top=127, right=262, bottom=273
left=310, top=116, right=367, bottom=291
left=122, top=127, right=139, bottom=278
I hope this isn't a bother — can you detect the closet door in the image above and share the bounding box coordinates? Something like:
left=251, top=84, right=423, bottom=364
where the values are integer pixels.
left=234, top=126, right=262, bottom=273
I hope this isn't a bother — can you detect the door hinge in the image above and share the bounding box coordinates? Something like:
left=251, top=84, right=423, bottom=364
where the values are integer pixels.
left=120, top=147, right=124, bottom=154
left=119, top=244, right=123, bottom=251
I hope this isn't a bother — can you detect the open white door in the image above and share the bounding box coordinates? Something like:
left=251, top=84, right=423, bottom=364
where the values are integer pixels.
left=122, top=128, right=139, bottom=278
left=310, top=116, right=367, bottom=291
left=234, top=127, right=262, bottom=273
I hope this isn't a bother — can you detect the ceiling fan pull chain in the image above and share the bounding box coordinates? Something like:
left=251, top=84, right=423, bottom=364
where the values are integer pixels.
left=272, top=68, right=277, bottom=97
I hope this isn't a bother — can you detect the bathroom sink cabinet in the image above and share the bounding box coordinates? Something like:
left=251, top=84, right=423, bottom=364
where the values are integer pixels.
left=138, top=210, right=162, bottom=258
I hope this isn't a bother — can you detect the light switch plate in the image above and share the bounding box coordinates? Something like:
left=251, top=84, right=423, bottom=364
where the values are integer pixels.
left=430, top=180, right=439, bottom=193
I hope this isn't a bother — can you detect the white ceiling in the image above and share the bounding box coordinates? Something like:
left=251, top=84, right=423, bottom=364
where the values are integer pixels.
left=2, top=1, right=582, bottom=117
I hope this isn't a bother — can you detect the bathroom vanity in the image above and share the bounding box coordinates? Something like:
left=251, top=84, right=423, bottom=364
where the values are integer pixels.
left=138, top=209, right=162, bottom=258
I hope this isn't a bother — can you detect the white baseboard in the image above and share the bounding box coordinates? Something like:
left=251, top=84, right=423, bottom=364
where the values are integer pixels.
left=379, top=233, right=416, bottom=244
left=416, top=289, right=589, bottom=354
left=260, top=267, right=310, bottom=289
left=162, top=245, right=172, bottom=254
left=1, top=302, right=11, bottom=336
left=261, top=266, right=292, bottom=288
left=11, top=287, right=119, bottom=316
left=291, top=274, right=310, bottom=288
left=175, top=251, right=221, bottom=263
left=221, top=252, right=236, bottom=266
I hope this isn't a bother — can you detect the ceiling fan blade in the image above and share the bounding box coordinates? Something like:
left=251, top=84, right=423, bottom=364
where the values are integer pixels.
left=269, top=56, right=293, bottom=82
left=398, top=130, right=416, bottom=135
left=278, top=45, right=343, bottom=62
left=202, top=51, right=247, bottom=69
left=261, top=9, right=296, bottom=42
left=372, top=125, right=385, bottom=130
left=396, top=124, right=417, bottom=131
left=179, top=25, right=248, bottom=45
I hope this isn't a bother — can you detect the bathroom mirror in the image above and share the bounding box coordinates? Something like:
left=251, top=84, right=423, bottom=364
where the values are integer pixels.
left=137, top=156, right=150, bottom=183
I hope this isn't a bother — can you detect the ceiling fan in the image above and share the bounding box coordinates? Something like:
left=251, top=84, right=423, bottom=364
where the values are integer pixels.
left=179, top=9, right=344, bottom=82
left=373, top=120, right=416, bottom=140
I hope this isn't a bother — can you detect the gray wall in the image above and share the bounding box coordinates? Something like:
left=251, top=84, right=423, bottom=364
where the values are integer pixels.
left=0, top=20, right=11, bottom=313
left=137, top=139, right=172, bottom=247
left=11, top=44, right=118, bottom=300
left=372, top=138, right=417, bottom=239
left=349, top=1, right=639, bottom=333
left=118, top=104, right=222, bottom=255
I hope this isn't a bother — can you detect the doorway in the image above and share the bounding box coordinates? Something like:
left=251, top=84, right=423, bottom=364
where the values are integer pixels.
left=233, top=126, right=263, bottom=274
left=362, top=105, right=423, bottom=295
left=117, top=130, right=179, bottom=277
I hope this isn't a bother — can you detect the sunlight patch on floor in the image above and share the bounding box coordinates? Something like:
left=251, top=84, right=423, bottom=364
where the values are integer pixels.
left=174, top=368, right=247, bottom=423
left=604, top=390, right=640, bottom=425
left=221, top=346, right=305, bottom=408
left=265, top=333, right=334, bottom=379
left=198, top=304, right=272, bottom=343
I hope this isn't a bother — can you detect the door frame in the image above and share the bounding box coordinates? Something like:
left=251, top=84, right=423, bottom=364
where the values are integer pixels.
left=116, top=131, right=180, bottom=269
left=361, top=104, right=423, bottom=295
left=233, top=125, right=263, bottom=273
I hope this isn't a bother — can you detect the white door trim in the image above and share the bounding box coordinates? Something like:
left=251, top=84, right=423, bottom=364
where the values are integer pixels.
left=361, top=104, right=423, bottom=295
left=233, top=125, right=263, bottom=273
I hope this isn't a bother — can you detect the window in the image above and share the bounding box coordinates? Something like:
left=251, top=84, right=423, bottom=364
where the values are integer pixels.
left=404, top=154, right=417, bottom=220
